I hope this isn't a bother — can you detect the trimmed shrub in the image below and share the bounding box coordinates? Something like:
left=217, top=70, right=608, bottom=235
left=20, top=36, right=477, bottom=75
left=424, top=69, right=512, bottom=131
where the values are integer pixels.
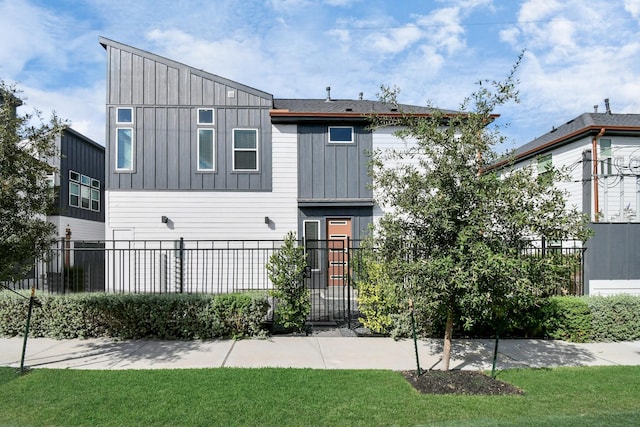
left=542, top=296, right=593, bottom=342
left=0, top=291, right=269, bottom=340
left=587, top=295, right=640, bottom=342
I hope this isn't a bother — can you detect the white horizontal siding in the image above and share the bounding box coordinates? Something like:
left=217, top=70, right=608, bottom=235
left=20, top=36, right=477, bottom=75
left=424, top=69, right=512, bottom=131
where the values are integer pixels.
left=106, top=123, right=298, bottom=242
left=589, top=279, right=640, bottom=296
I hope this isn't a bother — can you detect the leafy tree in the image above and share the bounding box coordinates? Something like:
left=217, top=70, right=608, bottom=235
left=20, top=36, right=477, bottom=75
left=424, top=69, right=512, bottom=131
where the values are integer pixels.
left=368, top=59, right=591, bottom=370
left=0, top=81, right=67, bottom=283
left=267, top=231, right=310, bottom=332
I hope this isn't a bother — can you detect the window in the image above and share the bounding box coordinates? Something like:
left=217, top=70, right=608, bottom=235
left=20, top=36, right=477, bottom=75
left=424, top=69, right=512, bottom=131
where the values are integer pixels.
left=537, top=153, right=552, bottom=175
left=233, top=129, right=258, bottom=171
left=116, top=128, right=133, bottom=170
left=329, top=126, right=354, bottom=143
left=197, top=129, right=215, bottom=171
left=116, top=108, right=133, bottom=124
left=304, top=220, right=320, bottom=271
left=198, top=108, right=214, bottom=125
left=599, top=138, right=612, bottom=175
left=69, top=170, right=100, bottom=211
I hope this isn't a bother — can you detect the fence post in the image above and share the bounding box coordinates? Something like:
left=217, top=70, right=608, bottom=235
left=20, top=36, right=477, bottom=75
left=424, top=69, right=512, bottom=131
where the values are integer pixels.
left=178, top=237, right=184, bottom=293
left=347, top=237, right=351, bottom=329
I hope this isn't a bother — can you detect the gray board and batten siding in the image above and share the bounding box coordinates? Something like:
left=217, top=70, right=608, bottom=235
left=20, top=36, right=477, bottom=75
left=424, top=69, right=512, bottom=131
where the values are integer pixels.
left=297, top=124, right=373, bottom=203
left=58, top=128, right=105, bottom=222
left=99, top=37, right=273, bottom=192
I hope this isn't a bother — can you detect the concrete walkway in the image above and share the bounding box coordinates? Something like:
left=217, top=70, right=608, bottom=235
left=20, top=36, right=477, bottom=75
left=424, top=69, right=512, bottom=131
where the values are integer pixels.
left=1, top=334, right=639, bottom=371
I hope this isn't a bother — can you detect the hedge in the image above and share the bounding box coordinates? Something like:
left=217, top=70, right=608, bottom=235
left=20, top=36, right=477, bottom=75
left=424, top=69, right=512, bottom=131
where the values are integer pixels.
left=0, top=291, right=270, bottom=340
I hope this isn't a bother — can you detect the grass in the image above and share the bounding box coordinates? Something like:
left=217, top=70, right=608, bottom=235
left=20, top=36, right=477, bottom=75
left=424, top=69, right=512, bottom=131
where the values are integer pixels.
left=0, top=366, right=638, bottom=426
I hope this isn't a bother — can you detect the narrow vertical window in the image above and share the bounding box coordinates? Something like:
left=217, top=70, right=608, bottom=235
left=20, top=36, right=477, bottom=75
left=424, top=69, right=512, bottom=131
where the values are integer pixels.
left=116, top=128, right=133, bottom=171
left=304, top=220, right=320, bottom=271
left=69, top=182, right=80, bottom=207
left=197, top=129, right=215, bottom=171
left=233, top=129, right=258, bottom=171
left=599, top=138, right=612, bottom=175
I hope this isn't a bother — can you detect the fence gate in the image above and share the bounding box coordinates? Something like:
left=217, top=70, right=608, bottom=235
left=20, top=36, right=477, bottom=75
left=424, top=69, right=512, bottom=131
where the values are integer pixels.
left=304, top=239, right=358, bottom=324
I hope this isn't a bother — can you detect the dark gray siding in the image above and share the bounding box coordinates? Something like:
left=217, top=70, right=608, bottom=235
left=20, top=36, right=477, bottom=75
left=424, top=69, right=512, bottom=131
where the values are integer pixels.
left=102, top=39, right=273, bottom=191
left=584, top=223, right=640, bottom=291
left=59, top=130, right=105, bottom=222
left=297, top=125, right=372, bottom=201
left=298, top=207, right=373, bottom=241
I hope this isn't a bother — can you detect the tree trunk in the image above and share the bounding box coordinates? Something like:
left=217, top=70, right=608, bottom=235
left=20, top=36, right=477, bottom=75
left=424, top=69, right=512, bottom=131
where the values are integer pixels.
left=442, top=306, right=454, bottom=370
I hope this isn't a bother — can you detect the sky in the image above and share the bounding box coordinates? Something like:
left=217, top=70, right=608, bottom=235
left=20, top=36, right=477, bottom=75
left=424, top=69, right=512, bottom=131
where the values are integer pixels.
left=1, top=0, right=639, bottom=151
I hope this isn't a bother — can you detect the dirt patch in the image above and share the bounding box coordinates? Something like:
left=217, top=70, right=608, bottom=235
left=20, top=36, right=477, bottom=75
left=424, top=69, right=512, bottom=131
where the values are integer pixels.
left=402, top=370, right=523, bottom=395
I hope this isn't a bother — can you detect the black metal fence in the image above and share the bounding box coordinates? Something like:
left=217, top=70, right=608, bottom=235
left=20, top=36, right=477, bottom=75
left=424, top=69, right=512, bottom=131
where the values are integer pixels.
left=2, top=238, right=585, bottom=323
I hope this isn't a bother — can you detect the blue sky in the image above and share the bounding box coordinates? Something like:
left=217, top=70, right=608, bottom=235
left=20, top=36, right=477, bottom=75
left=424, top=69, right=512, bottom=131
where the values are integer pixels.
left=1, top=0, right=639, bottom=150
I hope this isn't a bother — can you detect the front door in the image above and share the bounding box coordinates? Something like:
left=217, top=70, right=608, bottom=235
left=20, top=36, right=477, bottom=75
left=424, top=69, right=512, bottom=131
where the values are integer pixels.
left=327, top=218, right=352, bottom=286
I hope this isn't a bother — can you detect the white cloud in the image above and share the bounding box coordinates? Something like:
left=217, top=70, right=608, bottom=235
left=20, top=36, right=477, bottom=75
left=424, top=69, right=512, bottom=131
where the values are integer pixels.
left=363, top=24, right=424, bottom=54
left=625, top=0, right=640, bottom=18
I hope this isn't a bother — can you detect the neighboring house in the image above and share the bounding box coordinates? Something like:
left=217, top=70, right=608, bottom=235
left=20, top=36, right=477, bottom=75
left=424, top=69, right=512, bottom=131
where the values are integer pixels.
left=98, top=37, right=447, bottom=293
left=497, top=110, right=640, bottom=296
left=47, top=127, right=105, bottom=242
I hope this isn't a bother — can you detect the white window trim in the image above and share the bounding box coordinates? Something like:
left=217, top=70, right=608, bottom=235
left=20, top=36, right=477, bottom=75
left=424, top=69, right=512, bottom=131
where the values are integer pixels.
left=116, top=107, right=133, bottom=124
left=232, top=128, right=259, bottom=172
left=115, top=127, right=135, bottom=172
left=197, top=128, right=216, bottom=172
left=328, top=126, right=354, bottom=144
left=197, top=108, right=215, bottom=125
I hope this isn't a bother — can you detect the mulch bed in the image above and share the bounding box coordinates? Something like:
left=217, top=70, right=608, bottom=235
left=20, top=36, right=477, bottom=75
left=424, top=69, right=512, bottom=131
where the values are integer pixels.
left=402, top=370, right=523, bottom=395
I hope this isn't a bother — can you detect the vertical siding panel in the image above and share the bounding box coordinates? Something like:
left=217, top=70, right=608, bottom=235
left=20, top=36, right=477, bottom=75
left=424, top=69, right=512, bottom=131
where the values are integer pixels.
left=131, top=107, right=144, bottom=189
left=226, top=85, right=238, bottom=106
left=144, top=58, right=156, bottom=105
left=143, top=108, right=156, bottom=188
left=237, top=90, right=248, bottom=106
left=167, top=108, right=180, bottom=189
left=178, top=108, right=191, bottom=189
left=191, top=108, right=203, bottom=190
left=131, top=54, right=144, bottom=104
left=203, top=79, right=214, bottom=105
left=360, top=131, right=373, bottom=198
left=312, top=132, right=324, bottom=198
left=191, top=74, right=203, bottom=105
left=336, top=145, right=348, bottom=198
left=347, top=142, right=359, bottom=198
left=216, top=108, right=227, bottom=189
left=155, top=109, right=168, bottom=189
left=179, top=68, right=190, bottom=105
left=298, top=127, right=312, bottom=198
left=226, top=109, right=237, bottom=190
left=120, top=51, right=132, bottom=104
left=168, top=67, right=179, bottom=105
left=108, top=48, right=119, bottom=104
left=325, top=145, right=336, bottom=198
left=156, top=63, right=167, bottom=105
left=214, top=82, right=224, bottom=105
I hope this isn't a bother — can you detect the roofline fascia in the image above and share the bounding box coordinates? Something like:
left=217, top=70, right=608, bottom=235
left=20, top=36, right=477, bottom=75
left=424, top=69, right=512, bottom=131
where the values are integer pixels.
left=491, top=125, right=640, bottom=171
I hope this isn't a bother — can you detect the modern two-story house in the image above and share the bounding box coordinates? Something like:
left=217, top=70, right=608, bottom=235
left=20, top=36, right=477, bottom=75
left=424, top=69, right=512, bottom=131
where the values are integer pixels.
left=499, top=109, right=640, bottom=296
left=99, top=37, right=445, bottom=294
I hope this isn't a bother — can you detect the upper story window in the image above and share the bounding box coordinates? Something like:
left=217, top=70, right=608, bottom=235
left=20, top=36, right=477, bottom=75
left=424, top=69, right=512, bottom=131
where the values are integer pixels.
left=69, top=170, right=100, bottom=211
left=537, top=153, right=552, bottom=175
left=197, top=129, right=215, bottom=171
left=233, top=129, right=258, bottom=171
left=198, top=108, right=214, bottom=125
left=116, top=108, right=133, bottom=124
left=116, top=107, right=134, bottom=171
left=329, top=126, right=354, bottom=144
left=599, top=138, right=612, bottom=175
left=116, top=128, right=134, bottom=171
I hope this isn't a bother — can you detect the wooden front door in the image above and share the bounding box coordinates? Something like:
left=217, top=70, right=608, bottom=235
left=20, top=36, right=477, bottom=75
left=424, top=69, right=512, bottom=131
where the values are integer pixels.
left=326, top=218, right=351, bottom=286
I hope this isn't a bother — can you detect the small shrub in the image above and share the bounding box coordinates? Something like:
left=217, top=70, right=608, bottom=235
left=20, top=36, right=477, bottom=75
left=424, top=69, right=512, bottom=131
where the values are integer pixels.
left=542, top=296, right=592, bottom=342
left=587, top=295, right=640, bottom=342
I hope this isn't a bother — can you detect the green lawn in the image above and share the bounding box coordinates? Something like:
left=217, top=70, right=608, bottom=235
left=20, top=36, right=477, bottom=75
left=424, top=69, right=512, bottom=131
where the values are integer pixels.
left=0, top=366, right=638, bottom=426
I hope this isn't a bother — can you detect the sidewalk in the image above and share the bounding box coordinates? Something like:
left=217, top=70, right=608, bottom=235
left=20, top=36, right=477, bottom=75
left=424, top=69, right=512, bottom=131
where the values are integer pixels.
left=1, top=334, right=639, bottom=371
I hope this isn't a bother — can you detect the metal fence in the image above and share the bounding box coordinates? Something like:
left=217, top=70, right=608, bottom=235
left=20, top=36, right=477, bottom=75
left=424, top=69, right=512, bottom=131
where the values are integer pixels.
left=3, top=238, right=585, bottom=323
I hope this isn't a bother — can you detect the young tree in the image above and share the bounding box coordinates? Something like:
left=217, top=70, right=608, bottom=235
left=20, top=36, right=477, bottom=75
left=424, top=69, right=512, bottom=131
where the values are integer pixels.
left=368, top=59, right=591, bottom=370
left=267, top=231, right=310, bottom=332
left=0, top=81, right=67, bottom=283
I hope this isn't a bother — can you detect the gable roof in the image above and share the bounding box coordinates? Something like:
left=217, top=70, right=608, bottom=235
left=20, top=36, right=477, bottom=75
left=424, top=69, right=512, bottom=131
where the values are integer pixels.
left=508, top=113, right=640, bottom=164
